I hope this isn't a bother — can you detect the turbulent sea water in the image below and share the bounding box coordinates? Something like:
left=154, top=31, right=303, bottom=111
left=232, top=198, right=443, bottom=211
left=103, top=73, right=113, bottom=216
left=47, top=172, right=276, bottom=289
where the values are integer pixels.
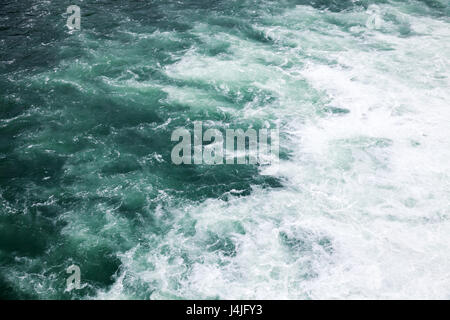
left=1, top=0, right=450, bottom=299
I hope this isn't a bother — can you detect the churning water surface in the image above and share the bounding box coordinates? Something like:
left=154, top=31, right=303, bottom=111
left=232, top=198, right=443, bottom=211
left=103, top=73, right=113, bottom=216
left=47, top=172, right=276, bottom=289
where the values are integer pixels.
left=0, top=0, right=450, bottom=299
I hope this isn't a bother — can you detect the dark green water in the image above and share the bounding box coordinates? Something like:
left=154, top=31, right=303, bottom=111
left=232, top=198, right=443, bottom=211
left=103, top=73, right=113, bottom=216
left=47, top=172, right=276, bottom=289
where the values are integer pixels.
left=1, top=0, right=450, bottom=299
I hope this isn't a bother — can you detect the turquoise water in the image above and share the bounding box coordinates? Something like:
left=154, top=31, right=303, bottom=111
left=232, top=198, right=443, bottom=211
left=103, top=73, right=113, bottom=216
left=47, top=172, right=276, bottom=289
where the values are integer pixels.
left=1, top=0, right=450, bottom=299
